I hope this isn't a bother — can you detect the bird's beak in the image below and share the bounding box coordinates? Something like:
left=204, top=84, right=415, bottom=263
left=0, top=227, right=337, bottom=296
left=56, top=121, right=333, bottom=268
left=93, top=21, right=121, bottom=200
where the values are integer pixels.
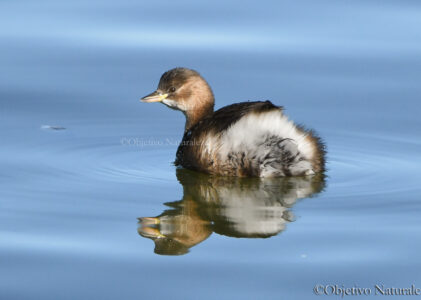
left=140, top=91, right=168, bottom=103
left=138, top=217, right=165, bottom=238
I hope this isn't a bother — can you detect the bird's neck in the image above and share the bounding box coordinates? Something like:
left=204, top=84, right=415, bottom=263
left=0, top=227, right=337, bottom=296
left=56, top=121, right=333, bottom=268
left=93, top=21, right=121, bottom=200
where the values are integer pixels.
left=184, top=104, right=214, bottom=132
left=183, top=79, right=215, bottom=132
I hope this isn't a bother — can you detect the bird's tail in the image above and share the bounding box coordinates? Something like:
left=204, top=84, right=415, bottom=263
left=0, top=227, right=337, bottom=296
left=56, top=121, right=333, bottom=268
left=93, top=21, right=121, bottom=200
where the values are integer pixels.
left=259, top=136, right=314, bottom=177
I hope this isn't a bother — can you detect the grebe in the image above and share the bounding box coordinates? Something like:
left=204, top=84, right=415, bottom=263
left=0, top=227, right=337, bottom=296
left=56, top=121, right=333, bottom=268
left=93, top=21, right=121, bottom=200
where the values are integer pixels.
left=141, top=68, right=325, bottom=177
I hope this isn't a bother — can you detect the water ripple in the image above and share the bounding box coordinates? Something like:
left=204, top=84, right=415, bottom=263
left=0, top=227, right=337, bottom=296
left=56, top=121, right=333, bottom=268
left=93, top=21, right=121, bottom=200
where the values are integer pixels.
left=327, top=132, right=421, bottom=196
left=30, top=124, right=421, bottom=196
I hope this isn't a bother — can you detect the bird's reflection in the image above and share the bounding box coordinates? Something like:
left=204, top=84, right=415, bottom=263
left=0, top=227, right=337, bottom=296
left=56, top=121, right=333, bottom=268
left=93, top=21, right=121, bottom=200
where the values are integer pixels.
left=138, top=169, right=325, bottom=256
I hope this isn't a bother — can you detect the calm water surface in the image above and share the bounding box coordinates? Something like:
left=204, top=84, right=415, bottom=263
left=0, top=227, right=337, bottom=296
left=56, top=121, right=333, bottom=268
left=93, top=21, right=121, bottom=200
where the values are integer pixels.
left=1, top=1, right=421, bottom=299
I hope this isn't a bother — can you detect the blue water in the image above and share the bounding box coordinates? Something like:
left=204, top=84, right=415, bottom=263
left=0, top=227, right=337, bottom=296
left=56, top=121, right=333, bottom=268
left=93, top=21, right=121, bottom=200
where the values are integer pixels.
left=1, top=1, right=421, bottom=299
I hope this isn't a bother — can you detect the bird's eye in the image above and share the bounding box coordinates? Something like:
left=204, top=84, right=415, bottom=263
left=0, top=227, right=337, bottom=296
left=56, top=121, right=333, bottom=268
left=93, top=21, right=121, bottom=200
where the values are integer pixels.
left=169, top=87, right=176, bottom=93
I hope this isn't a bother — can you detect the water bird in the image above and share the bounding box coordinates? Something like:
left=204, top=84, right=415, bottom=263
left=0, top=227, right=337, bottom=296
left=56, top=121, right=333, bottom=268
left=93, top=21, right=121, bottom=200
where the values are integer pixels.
left=141, top=68, right=325, bottom=177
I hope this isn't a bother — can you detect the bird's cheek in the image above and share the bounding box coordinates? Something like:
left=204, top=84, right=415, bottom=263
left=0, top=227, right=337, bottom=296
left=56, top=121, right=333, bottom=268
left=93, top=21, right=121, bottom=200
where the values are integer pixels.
left=162, top=99, right=187, bottom=111
left=177, top=100, right=189, bottom=111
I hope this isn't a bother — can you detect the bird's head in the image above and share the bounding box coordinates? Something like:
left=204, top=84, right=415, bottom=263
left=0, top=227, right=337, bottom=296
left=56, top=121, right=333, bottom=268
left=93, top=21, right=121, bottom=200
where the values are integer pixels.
left=141, top=68, right=215, bottom=129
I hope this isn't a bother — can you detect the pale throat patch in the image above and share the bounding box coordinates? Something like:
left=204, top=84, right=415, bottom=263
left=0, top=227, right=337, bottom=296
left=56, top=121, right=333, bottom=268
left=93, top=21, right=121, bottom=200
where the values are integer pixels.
left=162, top=99, right=186, bottom=111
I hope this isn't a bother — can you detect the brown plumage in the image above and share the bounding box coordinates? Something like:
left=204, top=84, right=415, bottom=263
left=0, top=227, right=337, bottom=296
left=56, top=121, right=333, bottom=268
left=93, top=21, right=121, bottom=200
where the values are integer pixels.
left=141, top=67, right=325, bottom=177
